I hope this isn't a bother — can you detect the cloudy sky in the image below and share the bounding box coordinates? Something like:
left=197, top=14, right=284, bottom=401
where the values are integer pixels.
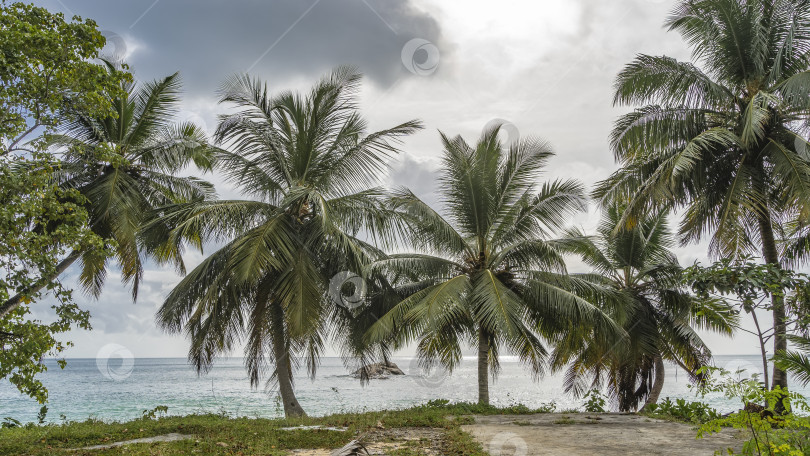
left=33, top=0, right=764, bottom=359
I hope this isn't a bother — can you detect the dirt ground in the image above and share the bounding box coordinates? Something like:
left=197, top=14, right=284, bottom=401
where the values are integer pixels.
left=290, top=427, right=449, bottom=455
left=462, top=413, right=742, bottom=456
left=78, top=414, right=742, bottom=455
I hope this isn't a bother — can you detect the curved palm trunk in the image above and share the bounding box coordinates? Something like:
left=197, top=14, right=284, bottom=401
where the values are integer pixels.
left=270, top=301, right=307, bottom=418
left=478, top=328, right=490, bottom=406
left=757, top=216, right=788, bottom=394
left=0, top=249, right=82, bottom=319
left=641, top=355, right=665, bottom=412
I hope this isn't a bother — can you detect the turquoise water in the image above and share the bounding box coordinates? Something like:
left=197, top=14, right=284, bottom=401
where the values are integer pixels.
left=1, top=355, right=806, bottom=423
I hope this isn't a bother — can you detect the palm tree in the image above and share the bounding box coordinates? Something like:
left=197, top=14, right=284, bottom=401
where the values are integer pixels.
left=594, top=0, right=810, bottom=392
left=150, top=67, right=421, bottom=418
left=555, top=206, right=737, bottom=411
left=0, top=66, right=214, bottom=319
left=365, top=126, right=621, bottom=406
left=774, top=335, right=810, bottom=386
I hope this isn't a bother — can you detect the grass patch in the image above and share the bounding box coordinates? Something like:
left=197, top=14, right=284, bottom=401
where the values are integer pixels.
left=0, top=400, right=551, bottom=455
left=552, top=416, right=576, bottom=425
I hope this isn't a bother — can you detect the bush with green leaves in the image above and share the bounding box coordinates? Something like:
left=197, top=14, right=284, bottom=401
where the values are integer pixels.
left=696, top=366, right=810, bottom=455
left=644, top=397, right=721, bottom=424
left=583, top=390, right=607, bottom=413
left=0, top=0, right=124, bottom=405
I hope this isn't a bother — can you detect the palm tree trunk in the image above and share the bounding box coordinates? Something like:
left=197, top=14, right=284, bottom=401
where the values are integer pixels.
left=270, top=301, right=307, bottom=418
left=0, top=249, right=82, bottom=320
left=477, top=327, right=490, bottom=406
left=757, top=215, right=788, bottom=393
left=641, top=355, right=665, bottom=412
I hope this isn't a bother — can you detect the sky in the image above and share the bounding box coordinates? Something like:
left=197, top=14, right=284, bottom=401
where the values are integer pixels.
left=30, top=0, right=768, bottom=359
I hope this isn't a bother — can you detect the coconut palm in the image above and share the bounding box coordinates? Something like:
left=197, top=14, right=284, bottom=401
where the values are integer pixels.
left=0, top=66, right=215, bottom=319
left=594, top=0, right=810, bottom=391
left=555, top=206, right=737, bottom=411
left=150, top=67, right=421, bottom=417
left=365, top=126, right=622, bottom=406
left=774, top=335, right=810, bottom=386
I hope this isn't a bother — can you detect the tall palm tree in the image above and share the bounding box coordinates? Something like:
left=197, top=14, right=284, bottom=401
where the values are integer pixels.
left=555, top=206, right=737, bottom=412
left=0, top=66, right=214, bottom=319
left=365, top=126, right=621, bottom=406
left=594, top=0, right=810, bottom=392
left=150, top=67, right=421, bottom=418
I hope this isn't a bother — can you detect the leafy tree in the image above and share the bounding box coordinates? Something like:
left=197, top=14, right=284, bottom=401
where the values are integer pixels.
left=151, top=67, right=421, bottom=417
left=594, top=0, right=810, bottom=392
left=0, top=1, right=127, bottom=148
left=684, top=258, right=810, bottom=389
left=0, top=66, right=216, bottom=320
left=556, top=206, right=736, bottom=412
left=0, top=154, right=101, bottom=403
left=0, top=1, right=125, bottom=403
left=365, top=126, right=620, bottom=406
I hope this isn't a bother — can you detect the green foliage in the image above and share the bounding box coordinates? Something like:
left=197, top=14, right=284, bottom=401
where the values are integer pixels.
left=696, top=367, right=810, bottom=455
left=1, top=417, right=21, bottom=429
left=36, top=406, right=47, bottom=425
left=0, top=0, right=126, bottom=409
left=595, top=0, right=810, bottom=260
left=0, top=152, right=105, bottom=403
left=774, top=334, right=810, bottom=387
left=583, top=390, right=607, bottom=413
left=0, top=402, right=548, bottom=455
left=685, top=257, right=810, bottom=390
left=364, top=124, right=615, bottom=405
left=0, top=1, right=128, bottom=146
left=141, top=406, right=169, bottom=420
left=555, top=206, right=736, bottom=411
left=684, top=257, right=810, bottom=315
left=0, top=0, right=209, bottom=413
left=48, top=66, right=216, bottom=299
left=152, top=67, right=421, bottom=416
left=644, top=398, right=721, bottom=424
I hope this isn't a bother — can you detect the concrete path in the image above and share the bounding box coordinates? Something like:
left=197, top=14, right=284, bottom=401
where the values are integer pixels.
left=462, top=413, right=742, bottom=456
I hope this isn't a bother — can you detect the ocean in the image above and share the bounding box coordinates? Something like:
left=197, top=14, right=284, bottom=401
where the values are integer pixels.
left=1, top=355, right=806, bottom=424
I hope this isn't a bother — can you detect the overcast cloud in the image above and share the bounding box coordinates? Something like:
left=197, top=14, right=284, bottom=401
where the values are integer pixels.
left=31, top=0, right=765, bottom=359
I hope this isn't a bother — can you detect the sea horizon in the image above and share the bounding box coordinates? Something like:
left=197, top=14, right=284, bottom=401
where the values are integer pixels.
left=3, top=355, right=805, bottom=425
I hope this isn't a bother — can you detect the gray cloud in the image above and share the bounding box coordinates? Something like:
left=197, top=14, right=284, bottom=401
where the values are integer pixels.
left=44, top=0, right=442, bottom=95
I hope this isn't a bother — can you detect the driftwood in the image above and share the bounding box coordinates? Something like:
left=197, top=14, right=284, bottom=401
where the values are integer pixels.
left=331, top=439, right=370, bottom=456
